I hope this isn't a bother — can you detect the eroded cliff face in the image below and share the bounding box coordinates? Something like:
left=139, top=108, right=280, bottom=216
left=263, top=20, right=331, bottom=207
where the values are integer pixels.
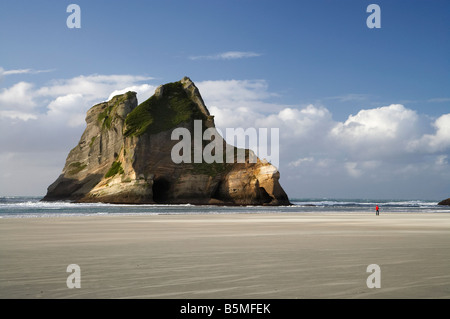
left=43, top=77, right=290, bottom=206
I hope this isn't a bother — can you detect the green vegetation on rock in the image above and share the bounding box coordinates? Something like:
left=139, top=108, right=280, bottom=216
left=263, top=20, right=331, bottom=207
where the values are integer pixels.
left=191, top=162, right=232, bottom=177
left=124, top=81, right=206, bottom=137
left=89, top=136, right=96, bottom=148
left=98, top=91, right=135, bottom=130
left=105, top=161, right=124, bottom=178
left=190, top=144, right=236, bottom=177
left=67, top=162, right=87, bottom=175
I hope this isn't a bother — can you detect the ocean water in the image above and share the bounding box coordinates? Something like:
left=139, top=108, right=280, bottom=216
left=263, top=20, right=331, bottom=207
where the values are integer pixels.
left=0, top=197, right=449, bottom=218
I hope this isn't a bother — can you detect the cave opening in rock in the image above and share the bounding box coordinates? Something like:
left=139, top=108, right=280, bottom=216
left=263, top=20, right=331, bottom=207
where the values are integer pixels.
left=152, top=177, right=171, bottom=203
left=259, top=187, right=273, bottom=204
left=211, top=181, right=223, bottom=200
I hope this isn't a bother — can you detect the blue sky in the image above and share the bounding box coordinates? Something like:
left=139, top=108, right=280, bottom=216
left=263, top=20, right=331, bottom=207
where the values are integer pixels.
left=0, top=0, right=449, bottom=200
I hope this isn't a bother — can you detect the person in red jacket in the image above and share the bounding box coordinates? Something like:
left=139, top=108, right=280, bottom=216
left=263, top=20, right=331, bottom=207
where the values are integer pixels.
left=375, top=205, right=379, bottom=216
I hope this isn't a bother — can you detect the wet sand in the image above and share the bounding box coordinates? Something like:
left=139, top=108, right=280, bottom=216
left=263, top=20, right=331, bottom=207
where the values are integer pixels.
left=0, top=213, right=449, bottom=299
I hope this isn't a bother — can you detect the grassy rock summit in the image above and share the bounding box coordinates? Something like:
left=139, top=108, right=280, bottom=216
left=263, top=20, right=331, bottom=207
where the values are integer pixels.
left=43, top=77, right=290, bottom=205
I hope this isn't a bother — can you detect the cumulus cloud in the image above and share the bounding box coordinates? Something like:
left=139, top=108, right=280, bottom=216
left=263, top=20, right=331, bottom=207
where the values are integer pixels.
left=257, top=105, right=334, bottom=139
left=331, top=104, right=419, bottom=140
left=108, top=83, right=156, bottom=102
left=195, top=79, right=450, bottom=199
left=198, top=80, right=449, bottom=162
left=46, top=93, right=86, bottom=127
left=190, top=51, right=261, bottom=60
left=36, top=74, right=153, bottom=100
left=408, top=113, right=450, bottom=152
left=0, top=73, right=155, bottom=126
left=197, top=79, right=287, bottom=129
left=0, top=81, right=37, bottom=110
left=330, top=104, right=422, bottom=159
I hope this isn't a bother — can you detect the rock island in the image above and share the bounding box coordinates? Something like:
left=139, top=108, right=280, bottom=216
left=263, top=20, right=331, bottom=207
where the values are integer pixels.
left=43, top=77, right=290, bottom=205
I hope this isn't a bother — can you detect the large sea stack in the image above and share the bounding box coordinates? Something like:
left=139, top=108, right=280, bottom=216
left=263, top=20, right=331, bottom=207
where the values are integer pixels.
left=43, top=77, right=290, bottom=205
left=438, top=198, right=450, bottom=206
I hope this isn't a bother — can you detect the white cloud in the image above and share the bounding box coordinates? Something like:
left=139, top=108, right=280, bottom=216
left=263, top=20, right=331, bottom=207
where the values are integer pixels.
left=408, top=113, right=450, bottom=152
left=3, top=69, right=33, bottom=75
left=0, top=73, right=155, bottom=127
left=331, top=104, right=418, bottom=140
left=257, top=105, right=333, bottom=139
left=197, top=79, right=286, bottom=129
left=289, top=157, right=314, bottom=167
left=329, top=104, right=421, bottom=159
left=0, top=81, right=37, bottom=110
left=0, top=110, right=37, bottom=121
left=195, top=80, right=450, bottom=194
left=46, top=93, right=86, bottom=127
left=427, top=114, right=450, bottom=150
left=209, top=105, right=260, bottom=129
left=190, top=51, right=261, bottom=60
left=108, top=84, right=156, bottom=102
left=36, top=74, right=153, bottom=100
left=198, top=79, right=333, bottom=139
left=198, top=79, right=273, bottom=103
left=0, top=66, right=54, bottom=78
left=2, top=68, right=54, bottom=75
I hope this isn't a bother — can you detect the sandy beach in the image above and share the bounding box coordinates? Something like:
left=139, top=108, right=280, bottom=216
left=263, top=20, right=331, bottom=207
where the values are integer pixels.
left=0, top=212, right=449, bottom=299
